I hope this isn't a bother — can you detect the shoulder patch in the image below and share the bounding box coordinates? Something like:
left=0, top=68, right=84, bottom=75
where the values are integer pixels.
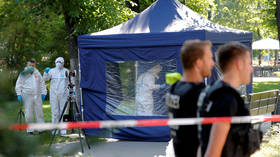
left=166, top=92, right=180, bottom=109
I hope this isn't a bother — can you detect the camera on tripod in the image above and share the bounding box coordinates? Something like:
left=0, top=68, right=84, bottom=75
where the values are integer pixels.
left=65, top=70, right=76, bottom=94
left=62, top=70, right=81, bottom=122
left=50, top=70, right=90, bottom=152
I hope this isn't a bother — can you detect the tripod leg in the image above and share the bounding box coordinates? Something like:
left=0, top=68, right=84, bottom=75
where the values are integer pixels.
left=20, top=109, right=25, bottom=122
left=16, top=112, right=20, bottom=123
left=49, top=99, right=69, bottom=147
left=73, top=101, right=91, bottom=149
left=78, top=128, right=84, bottom=153
left=17, top=108, right=25, bottom=124
left=82, top=128, right=91, bottom=149
left=19, top=112, right=22, bottom=124
left=70, top=100, right=84, bottom=153
left=19, top=110, right=24, bottom=124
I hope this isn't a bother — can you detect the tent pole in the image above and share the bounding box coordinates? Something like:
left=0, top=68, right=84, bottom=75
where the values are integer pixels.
left=78, top=48, right=85, bottom=122
left=275, top=50, right=279, bottom=66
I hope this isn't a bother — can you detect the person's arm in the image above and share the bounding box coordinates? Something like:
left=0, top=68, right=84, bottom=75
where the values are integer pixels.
left=204, top=123, right=230, bottom=157
left=43, top=68, right=51, bottom=81
left=39, top=73, right=47, bottom=95
left=15, top=74, right=23, bottom=96
left=144, top=74, right=160, bottom=90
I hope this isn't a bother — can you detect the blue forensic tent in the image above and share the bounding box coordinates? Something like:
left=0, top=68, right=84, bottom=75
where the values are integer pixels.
left=78, top=0, right=252, bottom=141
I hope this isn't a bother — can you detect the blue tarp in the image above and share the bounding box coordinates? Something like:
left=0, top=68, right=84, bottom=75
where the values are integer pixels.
left=78, top=0, right=252, bottom=141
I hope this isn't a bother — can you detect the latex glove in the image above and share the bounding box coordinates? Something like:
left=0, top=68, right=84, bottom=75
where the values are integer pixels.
left=160, top=84, right=166, bottom=89
left=17, top=95, right=22, bottom=102
left=41, top=94, right=46, bottom=101
left=45, top=67, right=50, bottom=74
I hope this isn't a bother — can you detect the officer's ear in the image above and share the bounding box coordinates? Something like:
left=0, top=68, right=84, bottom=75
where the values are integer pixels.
left=195, top=58, right=203, bottom=71
left=235, top=57, right=244, bottom=72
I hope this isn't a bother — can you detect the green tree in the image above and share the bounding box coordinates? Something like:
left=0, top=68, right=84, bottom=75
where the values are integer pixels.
left=0, top=0, right=136, bottom=102
left=20, top=0, right=136, bottom=103
left=136, top=0, right=214, bottom=17
left=276, top=0, right=280, bottom=41
left=0, top=0, right=68, bottom=71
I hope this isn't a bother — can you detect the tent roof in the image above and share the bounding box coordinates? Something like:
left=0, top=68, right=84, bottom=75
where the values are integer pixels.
left=252, top=38, right=280, bottom=50
left=78, top=0, right=252, bottom=48
left=91, top=0, right=248, bottom=35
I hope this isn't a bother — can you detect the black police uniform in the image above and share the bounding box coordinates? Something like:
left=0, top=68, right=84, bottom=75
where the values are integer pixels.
left=166, top=81, right=205, bottom=157
left=200, top=81, right=250, bottom=157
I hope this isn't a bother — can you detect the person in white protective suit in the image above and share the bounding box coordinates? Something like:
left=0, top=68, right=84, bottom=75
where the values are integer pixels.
left=135, top=64, right=165, bottom=115
left=43, top=57, right=69, bottom=135
left=15, top=59, right=47, bottom=135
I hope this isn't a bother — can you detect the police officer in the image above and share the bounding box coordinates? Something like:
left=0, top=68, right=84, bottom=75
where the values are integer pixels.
left=166, top=40, right=214, bottom=157
left=202, top=42, right=254, bottom=157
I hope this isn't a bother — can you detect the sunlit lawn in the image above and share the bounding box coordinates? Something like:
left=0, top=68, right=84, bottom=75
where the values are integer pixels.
left=3, top=100, right=80, bottom=144
left=3, top=100, right=52, bottom=123
left=253, top=81, right=280, bottom=93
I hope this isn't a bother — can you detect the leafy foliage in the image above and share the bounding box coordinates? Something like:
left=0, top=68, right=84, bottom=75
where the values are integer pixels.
left=210, top=0, right=276, bottom=40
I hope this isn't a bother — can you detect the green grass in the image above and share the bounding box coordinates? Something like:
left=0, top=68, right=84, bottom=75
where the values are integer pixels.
left=2, top=100, right=52, bottom=123
left=42, top=102, right=51, bottom=122
left=113, top=100, right=136, bottom=115
left=2, top=100, right=81, bottom=144
left=253, top=81, right=280, bottom=93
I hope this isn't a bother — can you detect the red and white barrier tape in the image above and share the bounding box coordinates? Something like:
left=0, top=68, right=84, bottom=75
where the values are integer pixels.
left=8, top=115, right=280, bottom=131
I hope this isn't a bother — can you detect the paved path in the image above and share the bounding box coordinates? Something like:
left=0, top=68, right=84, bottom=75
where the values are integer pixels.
left=253, top=77, right=280, bottom=82
left=51, top=138, right=168, bottom=157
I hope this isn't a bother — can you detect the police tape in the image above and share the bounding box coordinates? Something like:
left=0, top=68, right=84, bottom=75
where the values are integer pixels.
left=8, top=115, right=280, bottom=131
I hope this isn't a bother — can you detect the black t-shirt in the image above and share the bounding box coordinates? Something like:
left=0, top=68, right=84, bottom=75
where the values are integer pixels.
left=201, top=81, right=249, bottom=157
left=167, top=81, right=205, bottom=157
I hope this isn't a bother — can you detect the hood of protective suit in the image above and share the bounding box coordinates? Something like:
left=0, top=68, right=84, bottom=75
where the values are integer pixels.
left=55, top=57, right=64, bottom=70
left=148, top=64, right=162, bottom=78
left=55, top=57, right=64, bottom=63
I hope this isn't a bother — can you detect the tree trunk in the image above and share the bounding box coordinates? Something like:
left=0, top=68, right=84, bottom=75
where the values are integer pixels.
left=258, top=54, right=262, bottom=66
left=63, top=7, right=81, bottom=108
left=276, top=0, right=280, bottom=66
left=208, top=5, right=212, bottom=20
left=276, top=0, right=280, bottom=50
left=275, top=50, right=279, bottom=66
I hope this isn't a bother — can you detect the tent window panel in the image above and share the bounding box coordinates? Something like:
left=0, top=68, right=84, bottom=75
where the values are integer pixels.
left=105, top=59, right=177, bottom=116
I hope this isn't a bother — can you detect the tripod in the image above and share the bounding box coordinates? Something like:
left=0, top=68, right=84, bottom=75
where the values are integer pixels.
left=16, top=101, right=25, bottom=124
left=49, top=72, right=90, bottom=153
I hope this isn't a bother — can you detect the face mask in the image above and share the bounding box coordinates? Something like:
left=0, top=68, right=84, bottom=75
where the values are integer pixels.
left=56, top=62, right=63, bottom=69
left=21, top=66, right=34, bottom=75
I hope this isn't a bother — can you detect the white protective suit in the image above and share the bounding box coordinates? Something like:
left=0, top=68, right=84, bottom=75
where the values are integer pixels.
left=135, top=64, right=162, bottom=115
left=43, top=57, right=69, bottom=135
left=15, top=68, right=47, bottom=133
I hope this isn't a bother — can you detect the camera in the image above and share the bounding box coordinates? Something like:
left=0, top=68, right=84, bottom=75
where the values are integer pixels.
left=65, top=71, right=76, bottom=89
left=65, top=70, right=76, bottom=79
left=69, top=71, right=76, bottom=77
